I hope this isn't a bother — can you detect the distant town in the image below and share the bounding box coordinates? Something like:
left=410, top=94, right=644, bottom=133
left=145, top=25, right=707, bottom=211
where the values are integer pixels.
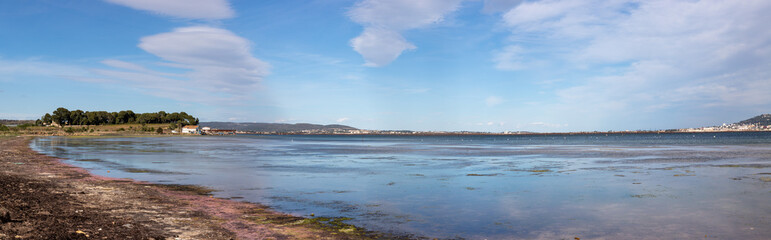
left=680, top=113, right=771, bottom=133
left=188, top=114, right=771, bottom=135
left=2, top=113, right=770, bottom=136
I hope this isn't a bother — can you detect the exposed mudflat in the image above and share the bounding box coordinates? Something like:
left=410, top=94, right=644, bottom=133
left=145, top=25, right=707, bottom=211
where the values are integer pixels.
left=0, top=137, right=377, bottom=239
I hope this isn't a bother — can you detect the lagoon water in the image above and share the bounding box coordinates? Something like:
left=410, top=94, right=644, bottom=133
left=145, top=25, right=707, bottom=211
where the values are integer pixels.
left=32, top=133, right=771, bottom=239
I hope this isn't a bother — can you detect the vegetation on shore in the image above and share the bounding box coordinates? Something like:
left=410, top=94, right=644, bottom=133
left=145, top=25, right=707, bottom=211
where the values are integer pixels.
left=1, top=108, right=201, bottom=136
left=37, top=107, right=198, bottom=126
left=0, top=123, right=179, bottom=136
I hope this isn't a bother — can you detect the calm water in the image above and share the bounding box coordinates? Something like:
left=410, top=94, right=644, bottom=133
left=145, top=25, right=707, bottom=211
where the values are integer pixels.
left=32, top=133, right=771, bottom=239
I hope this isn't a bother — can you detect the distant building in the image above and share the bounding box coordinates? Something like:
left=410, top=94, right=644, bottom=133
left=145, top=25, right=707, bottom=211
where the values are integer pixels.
left=201, top=127, right=211, bottom=134
left=207, top=129, right=236, bottom=135
left=182, top=125, right=200, bottom=134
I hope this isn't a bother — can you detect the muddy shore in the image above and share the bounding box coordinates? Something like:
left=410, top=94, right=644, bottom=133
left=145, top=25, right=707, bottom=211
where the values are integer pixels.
left=0, top=136, right=379, bottom=239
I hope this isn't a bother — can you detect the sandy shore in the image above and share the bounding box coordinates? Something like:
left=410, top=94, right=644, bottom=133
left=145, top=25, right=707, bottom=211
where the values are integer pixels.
left=0, top=136, right=378, bottom=239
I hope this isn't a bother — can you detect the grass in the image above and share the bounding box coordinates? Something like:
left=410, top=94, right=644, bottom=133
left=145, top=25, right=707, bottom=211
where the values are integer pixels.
left=6, top=123, right=186, bottom=137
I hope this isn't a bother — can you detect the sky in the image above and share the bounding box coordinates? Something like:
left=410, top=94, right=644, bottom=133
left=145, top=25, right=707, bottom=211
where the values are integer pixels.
left=1, top=0, right=770, bottom=132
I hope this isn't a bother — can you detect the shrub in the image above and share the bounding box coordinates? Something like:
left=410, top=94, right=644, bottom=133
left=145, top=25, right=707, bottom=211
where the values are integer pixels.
left=16, top=123, right=34, bottom=130
left=0, top=124, right=8, bottom=132
left=156, top=127, right=163, bottom=134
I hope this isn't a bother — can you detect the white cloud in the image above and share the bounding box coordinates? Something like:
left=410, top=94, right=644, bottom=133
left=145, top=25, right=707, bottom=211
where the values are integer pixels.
left=337, top=117, right=350, bottom=123
left=137, top=26, right=269, bottom=95
left=348, top=0, right=463, bottom=67
left=350, top=28, right=416, bottom=67
left=499, top=0, right=771, bottom=125
left=104, top=0, right=234, bottom=19
left=82, top=26, right=269, bottom=103
left=485, top=96, right=503, bottom=106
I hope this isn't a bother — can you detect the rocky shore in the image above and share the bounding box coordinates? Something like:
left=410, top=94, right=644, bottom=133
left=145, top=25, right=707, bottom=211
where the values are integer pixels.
left=0, top=136, right=374, bottom=239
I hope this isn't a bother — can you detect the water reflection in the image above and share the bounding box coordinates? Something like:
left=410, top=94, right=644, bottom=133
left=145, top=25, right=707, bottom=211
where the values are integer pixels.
left=31, top=133, right=771, bottom=239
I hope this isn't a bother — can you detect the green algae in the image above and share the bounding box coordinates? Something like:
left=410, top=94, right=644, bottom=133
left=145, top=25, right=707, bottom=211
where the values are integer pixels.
left=466, top=173, right=500, bottom=176
left=300, top=217, right=365, bottom=235
left=150, top=184, right=218, bottom=196
left=713, top=164, right=770, bottom=168
left=630, top=194, right=656, bottom=198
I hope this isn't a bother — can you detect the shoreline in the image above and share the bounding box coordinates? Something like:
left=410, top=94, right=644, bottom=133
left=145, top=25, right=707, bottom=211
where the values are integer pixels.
left=250, top=130, right=771, bottom=136
left=0, top=136, right=382, bottom=239
left=3, top=123, right=769, bottom=138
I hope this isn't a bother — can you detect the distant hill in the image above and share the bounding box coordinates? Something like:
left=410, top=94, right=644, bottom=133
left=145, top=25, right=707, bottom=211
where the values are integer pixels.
left=0, top=119, right=35, bottom=126
left=200, top=122, right=357, bottom=132
left=737, top=114, right=771, bottom=126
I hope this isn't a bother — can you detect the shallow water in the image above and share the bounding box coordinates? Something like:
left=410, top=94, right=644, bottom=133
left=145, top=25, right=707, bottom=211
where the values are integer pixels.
left=32, top=133, right=771, bottom=239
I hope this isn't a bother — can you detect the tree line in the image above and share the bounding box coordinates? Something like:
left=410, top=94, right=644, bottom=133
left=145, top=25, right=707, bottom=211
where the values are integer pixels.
left=38, top=107, right=199, bottom=126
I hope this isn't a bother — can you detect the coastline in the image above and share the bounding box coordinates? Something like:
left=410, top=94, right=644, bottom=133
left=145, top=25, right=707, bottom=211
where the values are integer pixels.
left=0, top=136, right=379, bottom=239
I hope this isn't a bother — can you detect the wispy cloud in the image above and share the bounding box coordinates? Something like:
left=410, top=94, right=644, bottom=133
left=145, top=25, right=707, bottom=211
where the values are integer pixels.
left=476, top=121, right=506, bottom=126
left=482, top=0, right=524, bottom=13
left=348, top=0, right=463, bottom=67
left=527, top=122, right=565, bottom=128
left=0, top=57, right=90, bottom=80
left=493, top=45, right=524, bottom=71
left=404, top=88, right=430, bottom=94
left=336, top=117, right=350, bottom=123
left=104, top=0, right=234, bottom=19
left=498, top=0, right=771, bottom=119
left=485, top=96, right=503, bottom=107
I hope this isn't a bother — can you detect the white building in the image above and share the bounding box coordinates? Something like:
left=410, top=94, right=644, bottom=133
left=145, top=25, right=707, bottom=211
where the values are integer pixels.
left=181, top=125, right=200, bottom=134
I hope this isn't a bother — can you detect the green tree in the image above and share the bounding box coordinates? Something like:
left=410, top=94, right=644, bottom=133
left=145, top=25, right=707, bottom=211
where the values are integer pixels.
left=156, top=127, right=163, bottom=134
left=41, top=113, right=52, bottom=125
left=52, top=107, right=71, bottom=126
left=115, top=110, right=136, bottom=124
left=43, top=108, right=198, bottom=126
left=0, top=124, right=9, bottom=131
left=70, top=110, right=85, bottom=125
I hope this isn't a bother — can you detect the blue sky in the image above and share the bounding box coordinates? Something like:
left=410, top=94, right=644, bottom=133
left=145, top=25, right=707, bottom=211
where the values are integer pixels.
left=1, top=0, right=770, bottom=132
